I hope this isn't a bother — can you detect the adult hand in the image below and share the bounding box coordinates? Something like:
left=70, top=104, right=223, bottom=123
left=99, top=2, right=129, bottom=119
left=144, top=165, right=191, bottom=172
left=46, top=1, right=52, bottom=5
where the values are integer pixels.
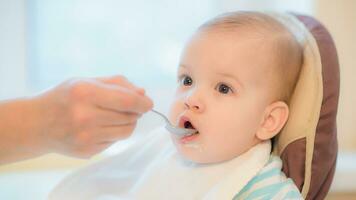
left=0, top=75, right=153, bottom=163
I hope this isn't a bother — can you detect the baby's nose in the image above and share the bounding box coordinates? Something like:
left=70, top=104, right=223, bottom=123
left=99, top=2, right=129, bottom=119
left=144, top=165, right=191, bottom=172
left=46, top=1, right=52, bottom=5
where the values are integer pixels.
left=184, top=96, right=204, bottom=112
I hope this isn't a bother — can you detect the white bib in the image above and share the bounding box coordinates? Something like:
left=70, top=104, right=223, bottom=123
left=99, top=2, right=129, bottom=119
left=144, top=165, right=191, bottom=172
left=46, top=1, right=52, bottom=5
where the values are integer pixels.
left=50, top=127, right=271, bottom=200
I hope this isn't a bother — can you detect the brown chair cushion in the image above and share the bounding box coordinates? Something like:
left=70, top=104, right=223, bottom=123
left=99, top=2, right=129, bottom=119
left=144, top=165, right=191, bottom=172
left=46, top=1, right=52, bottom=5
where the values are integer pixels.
left=280, top=14, right=340, bottom=200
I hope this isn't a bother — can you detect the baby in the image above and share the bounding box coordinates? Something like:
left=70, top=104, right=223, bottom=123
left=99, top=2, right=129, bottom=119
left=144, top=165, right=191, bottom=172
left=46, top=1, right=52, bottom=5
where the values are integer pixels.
left=169, top=11, right=302, bottom=164
left=50, top=11, right=304, bottom=199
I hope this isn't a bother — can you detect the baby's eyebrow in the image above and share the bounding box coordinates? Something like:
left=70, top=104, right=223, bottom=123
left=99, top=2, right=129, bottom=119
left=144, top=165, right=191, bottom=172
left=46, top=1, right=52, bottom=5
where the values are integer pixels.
left=217, top=72, right=244, bottom=88
left=177, top=64, right=191, bottom=74
left=178, top=64, right=189, bottom=69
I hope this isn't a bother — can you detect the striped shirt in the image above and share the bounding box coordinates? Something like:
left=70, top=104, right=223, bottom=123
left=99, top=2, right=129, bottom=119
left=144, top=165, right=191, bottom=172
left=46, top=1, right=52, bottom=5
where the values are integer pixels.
left=233, top=156, right=304, bottom=200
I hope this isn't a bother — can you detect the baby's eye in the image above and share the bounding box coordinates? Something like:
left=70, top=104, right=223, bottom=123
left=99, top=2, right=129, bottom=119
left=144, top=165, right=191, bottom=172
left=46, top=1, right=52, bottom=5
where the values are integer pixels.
left=180, top=75, right=193, bottom=86
left=216, top=83, right=233, bottom=94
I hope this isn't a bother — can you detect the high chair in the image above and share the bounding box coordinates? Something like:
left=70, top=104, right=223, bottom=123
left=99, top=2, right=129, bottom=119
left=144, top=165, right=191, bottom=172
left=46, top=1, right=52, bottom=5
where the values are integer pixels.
left=273, top=14, right=340, bottom=200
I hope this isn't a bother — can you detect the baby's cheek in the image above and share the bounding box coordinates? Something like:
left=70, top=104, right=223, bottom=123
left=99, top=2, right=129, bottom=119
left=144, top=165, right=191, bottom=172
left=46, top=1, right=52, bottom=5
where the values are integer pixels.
left=168, top=101, right=181, bottom=124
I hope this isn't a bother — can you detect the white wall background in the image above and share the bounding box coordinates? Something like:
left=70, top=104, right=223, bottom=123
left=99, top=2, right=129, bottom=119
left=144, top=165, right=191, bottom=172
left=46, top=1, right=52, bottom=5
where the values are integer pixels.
left=0, top=0, right=28, bottom=99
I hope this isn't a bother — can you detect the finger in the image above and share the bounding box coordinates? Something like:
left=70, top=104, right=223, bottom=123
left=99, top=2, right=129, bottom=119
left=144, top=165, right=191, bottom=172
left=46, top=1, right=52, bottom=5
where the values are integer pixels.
left=96, top=122, right=137, bottom=142
left=97, top=75, right=145, bottom=95
left=95, top=109, right=140, bottom=126
left=93, top=83, right=153, bottom=114
left=134, top=87, right=146, bottom=96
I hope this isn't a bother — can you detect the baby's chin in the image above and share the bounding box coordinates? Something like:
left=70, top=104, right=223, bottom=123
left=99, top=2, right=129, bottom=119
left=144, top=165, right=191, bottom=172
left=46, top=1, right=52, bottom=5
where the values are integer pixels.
left=172, top=140, right=236, bottom=164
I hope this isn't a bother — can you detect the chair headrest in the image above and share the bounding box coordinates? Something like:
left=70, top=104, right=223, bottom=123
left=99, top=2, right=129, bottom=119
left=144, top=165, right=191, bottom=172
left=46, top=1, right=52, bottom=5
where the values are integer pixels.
left=270, top=13, right=339, bottom=200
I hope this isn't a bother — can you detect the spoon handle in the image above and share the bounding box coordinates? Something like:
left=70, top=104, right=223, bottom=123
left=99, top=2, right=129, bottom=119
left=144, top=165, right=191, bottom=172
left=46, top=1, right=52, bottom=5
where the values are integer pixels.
left=151, top=109, right=171, bottom=125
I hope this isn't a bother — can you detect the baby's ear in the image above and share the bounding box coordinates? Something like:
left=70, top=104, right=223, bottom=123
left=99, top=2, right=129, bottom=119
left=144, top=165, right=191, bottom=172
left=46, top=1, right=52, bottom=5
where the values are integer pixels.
left=256, top=101, right=289, bottom=140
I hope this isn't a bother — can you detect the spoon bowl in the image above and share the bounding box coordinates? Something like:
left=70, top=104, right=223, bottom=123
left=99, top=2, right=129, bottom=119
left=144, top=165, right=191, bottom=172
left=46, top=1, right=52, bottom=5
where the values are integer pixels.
left=151, top=109, right=197, bottom=137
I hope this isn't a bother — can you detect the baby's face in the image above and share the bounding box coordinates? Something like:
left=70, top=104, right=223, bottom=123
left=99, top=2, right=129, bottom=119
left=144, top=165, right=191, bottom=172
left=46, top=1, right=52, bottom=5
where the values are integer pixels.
left=169, top=30, right=276, bottom=163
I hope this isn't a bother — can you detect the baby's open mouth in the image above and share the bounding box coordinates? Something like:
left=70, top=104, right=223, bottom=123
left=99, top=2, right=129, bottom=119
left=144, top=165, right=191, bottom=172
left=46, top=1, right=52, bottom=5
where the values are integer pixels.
left=184, top=121, right=195, bottom=129
left=179, top=116, right=199, bottom=135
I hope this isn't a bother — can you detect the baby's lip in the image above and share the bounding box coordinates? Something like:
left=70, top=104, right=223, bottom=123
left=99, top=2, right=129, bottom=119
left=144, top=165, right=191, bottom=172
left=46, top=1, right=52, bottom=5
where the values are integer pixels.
left=178, top=115, right=197, bottom=130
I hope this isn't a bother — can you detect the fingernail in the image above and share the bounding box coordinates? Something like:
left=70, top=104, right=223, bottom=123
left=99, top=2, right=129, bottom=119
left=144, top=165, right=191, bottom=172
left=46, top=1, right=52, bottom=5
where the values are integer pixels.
left=136, top=88, right=146, bottom=95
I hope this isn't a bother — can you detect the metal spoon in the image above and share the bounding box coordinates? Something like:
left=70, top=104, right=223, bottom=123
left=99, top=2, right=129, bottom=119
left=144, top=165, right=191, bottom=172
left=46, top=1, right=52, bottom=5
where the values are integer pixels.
left=151, top=109, right=197, bottom=137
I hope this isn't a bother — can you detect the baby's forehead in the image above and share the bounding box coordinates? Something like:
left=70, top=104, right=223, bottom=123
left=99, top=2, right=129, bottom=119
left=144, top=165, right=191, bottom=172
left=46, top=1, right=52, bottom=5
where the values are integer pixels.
left=191, top=29, right=280, bottom=67
left=183, top=30, right=283, bottom=86
left=184, top=42, right=265, bottom=76
left=193, top=23, right=283, bottom=56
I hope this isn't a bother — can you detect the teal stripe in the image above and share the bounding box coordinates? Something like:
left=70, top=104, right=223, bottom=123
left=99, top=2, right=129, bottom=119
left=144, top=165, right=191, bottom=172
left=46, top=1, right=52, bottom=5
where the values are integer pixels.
left=233, top=167, right=281, bottom=199
left=244, top=182, right=287, bottom=200
left=232, top=156, right=302, bottom=200
left=284, top=190, right=302, bottom=199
